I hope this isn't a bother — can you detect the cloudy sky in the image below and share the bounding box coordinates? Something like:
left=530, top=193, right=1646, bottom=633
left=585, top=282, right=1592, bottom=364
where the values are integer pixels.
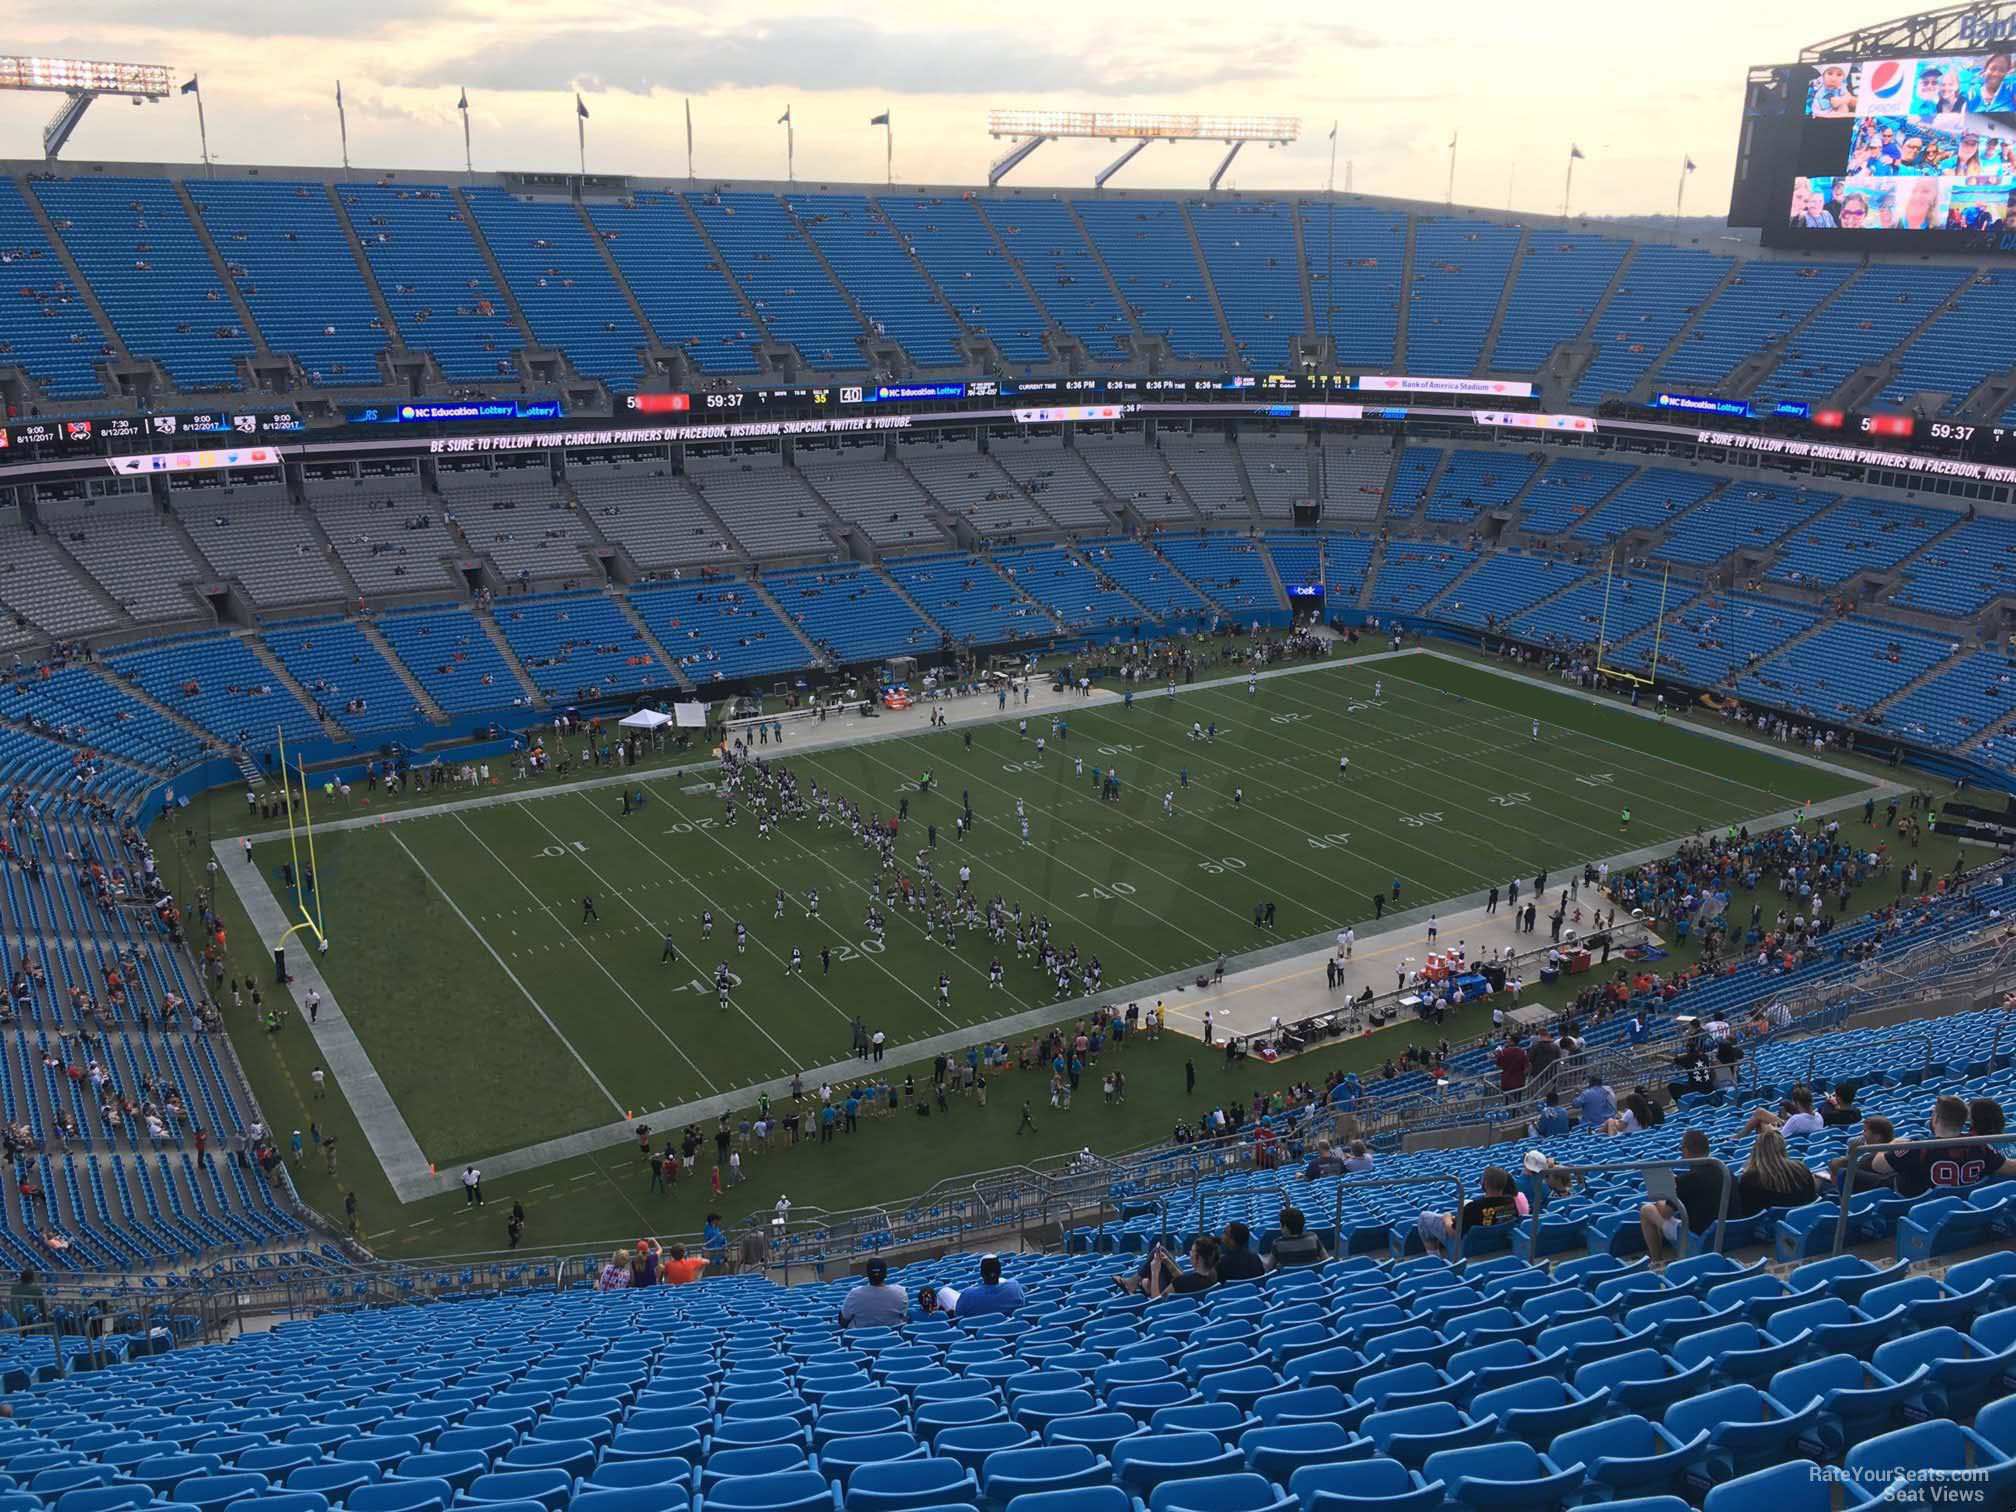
left=5, top=0, right=1857, bottom=215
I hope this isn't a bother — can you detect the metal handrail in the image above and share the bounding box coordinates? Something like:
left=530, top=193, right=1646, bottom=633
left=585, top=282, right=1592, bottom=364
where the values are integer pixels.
left=1830, top=1131, right=2016, bottom=1255
left=1529, top=1155, right=1735, bottom=1258
left=1330, top=1170, right=1468, bottom=1252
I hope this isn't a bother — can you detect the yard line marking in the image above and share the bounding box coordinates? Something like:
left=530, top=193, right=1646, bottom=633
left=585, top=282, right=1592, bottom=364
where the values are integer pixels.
left=449, top=813, right=721, bottom=1096
left=536, top=800, right=815, bottom=1063
left=387, top=828, right=626, bottom=1118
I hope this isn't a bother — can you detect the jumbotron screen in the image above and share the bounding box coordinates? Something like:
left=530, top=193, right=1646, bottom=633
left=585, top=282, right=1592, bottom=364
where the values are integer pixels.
left=1737, top=48, right=2016, bottom=250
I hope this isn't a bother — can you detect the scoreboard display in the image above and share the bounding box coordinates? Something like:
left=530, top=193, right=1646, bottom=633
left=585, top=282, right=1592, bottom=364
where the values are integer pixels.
left=1735, top=34, right=2016, bottom=251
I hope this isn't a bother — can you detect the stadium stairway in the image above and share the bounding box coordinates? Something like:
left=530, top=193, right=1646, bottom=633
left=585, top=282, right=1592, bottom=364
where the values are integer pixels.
left=471, top=608, right=549, bottom=710
left=1863, top=642, right=1970, bottom=726
left=779, top=198, right=904, bottom=377
left=84, top=664, right=225, bottom=758
left=1587, top=251, right=1742, bottom=409
left=1855, top=268, right=1991, bottom=414
left=1059, top=202, right=1151, bottom=356
left=865, top=199, right=991, bottom=369
left=1284, top=205, right=1320, bottom=357
left=1388, top=213, right=1418, bottom=366
left=9, top=171, right=126, bottom=371
left=1255, top=535, right=1294, bottom=613
left=574, top=197, right=668, bottom=361
left=1222, top=448, right=1269, bottom=531
left=170, top=180, right=274, bottom=368
left=605, top=593, right=698, bottom=692
left=33, top=535, right=135, bottom=633
left=872, top=568, right=955, bottom=647
left=1498, top=233, right=1636, bottom=398
left=1468, top=223, right=1528, bottom=378
left=1076, top=542, right=1192, bottom=626
left=1177, top=204, right=1246, bottom=366
left=746, top=578, right=837, bottom=669
left=322, top=184, right=409, bottom=353
left=241, top=634, right=353, bottom=744
left=1355, top=537, right=1388, bottom=611
left=1702, top=268, right=1864, bottom=400
left=285, top=493, right=368, bottom=607
left=447, top=186, right=538, bottom=356
left=354, top=620, right=451, bottom=725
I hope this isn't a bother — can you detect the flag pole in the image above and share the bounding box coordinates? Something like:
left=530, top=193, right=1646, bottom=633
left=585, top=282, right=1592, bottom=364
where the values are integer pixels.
left=1562, top=147, right=1578, bottom=219
left=577, top=94, right=587, bottom=176
left=1676, top=155, right=1691, bottom=218
left=1326, top=120, right=1337, bottom=193
left=459, top=88, right=472, bottom=175
left=885, top=112, right=893, bottom=186
left=1446, top=131, right=1457, bottom=205
left=685, top=98, right=694, bottom=181
left=336, top=81, right=349, bottom=177
left=189, top=77, right=212, bottom=175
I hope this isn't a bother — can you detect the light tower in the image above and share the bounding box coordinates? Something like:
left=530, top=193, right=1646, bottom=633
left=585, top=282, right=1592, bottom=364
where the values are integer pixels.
left=987, top=110, right=1301, bottom=189
left=0, top=55, right=173, bottom=159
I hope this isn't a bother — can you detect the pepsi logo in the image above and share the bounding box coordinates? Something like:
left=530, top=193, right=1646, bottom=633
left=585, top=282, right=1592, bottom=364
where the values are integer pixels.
left=1866, top=59, right=1908, bottom=101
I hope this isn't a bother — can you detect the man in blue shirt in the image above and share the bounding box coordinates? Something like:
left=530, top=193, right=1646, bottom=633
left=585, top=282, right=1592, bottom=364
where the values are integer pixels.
left=953, top=1255, right=1025, bottom=1319
left=1533, top=1092, right=1574, bottom=1137
left=1574, top=1075, right=1617, bottom=1129
left=701, top=1212, right=727, bottom=1269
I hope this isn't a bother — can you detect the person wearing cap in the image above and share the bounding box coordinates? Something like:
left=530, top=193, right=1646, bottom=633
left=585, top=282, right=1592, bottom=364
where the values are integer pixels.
left=952, top=1254, right=1025, bottom=1318
left=839, top=1258, right=909, bottom=1327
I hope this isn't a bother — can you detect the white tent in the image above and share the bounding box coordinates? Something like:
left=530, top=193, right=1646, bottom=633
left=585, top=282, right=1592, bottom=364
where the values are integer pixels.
left=619, top=709, right=673, bottom=732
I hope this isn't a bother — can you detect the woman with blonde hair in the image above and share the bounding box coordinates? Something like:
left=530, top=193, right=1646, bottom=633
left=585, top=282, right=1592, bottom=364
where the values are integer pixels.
left=1737, top=1126, right=1816, bottom=1215
left=597, top=1249, right=632, bottom=1290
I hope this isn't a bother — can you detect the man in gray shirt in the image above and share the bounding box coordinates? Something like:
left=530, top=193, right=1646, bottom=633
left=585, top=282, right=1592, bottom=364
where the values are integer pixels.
left=1264, top=1206, right=1329, bottom=1269
left=839, top=1258, right=909, bottom=1328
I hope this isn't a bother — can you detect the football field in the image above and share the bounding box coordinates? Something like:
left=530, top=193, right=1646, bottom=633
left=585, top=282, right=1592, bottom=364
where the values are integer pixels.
left=244, top=652, right=1868, bottom=1170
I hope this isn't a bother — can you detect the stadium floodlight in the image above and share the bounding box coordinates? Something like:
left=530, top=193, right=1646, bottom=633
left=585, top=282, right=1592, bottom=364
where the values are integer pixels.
left=986, top=108, right=1301, bottom=188
left=0, top=54, right=173, bottom=159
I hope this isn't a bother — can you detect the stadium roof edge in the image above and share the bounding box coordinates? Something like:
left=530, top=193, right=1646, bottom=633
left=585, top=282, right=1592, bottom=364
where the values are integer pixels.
left=1801, top=0, right=2016, bottom=61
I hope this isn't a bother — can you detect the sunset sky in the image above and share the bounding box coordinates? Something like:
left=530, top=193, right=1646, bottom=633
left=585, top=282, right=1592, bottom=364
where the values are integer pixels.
left=2, top=1, right=1877, bottom=216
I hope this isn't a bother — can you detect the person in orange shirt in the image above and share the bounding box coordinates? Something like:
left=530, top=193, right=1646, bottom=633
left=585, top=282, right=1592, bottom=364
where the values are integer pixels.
left=660, top=1243, right=709, bottom=1285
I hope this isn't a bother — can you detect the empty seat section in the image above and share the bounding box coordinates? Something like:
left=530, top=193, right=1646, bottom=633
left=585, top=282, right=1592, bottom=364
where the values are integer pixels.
left=1433, top=552, right=1580, bottom=631
left=1405, top=219, right=1520, bottom=374
left=1764, top=495, right=1959, bottom=588
left=174, top=476, right=345, bottom=607
left=764, top=563, right=932, bottom=661
left=1751, top=263, right=1968, bottom=409
left=571, top=464, right=733, bottom=570
left=1882, top=270, right=2016, bottom=410
left=1656, top=261, right=1850, bottom=390
left=489, top=593, right=667, bottom=700
left=1072, top=200, right=1223, bottom=361
left=33, top=492, right=205, bottom=623
left=462, top=187, right=645, bottom=386
left=991, top=546, right=1145, bottom=635
left=1078, top=437, right=1198, bottom=525
left=0, top=178, right=111, bottom=397
left=1383, top=448, right=1445, bottom=521
left=797, top=450, right=946, bottom=549
left=1422, top=449, right=1539, bottom=525
left=686, top=193, right=864, bottom=370
left=184, top=178, right=390, bottom=385
left=1300, top=206, right=1405, bottom=367
left=787, top=195, right=960, bottom=367
left=1162, top=439, right=1252, bottom=525
left=262, top=619, right=424, bottom=734
left=1737, top=616, right=1954, bottom=722
left=1489, top=232, right=1630, bottom=372
left=438, top=464, right=596, bottom=586
left=1264, top=532, right=1374, bottom=601
left=629, top=581, right=806, bottom=684
left=981, top=200, right=1131, bottom=359
left=106, top=634, right=322, bottom=750
left=991, top=438, right=1112, bottom=530
left=305, top=464, right=462, bottom=595
left=1368, top=544, right=1477, bottom=615
left=581, top=191, right=762, bottom=374
left=1319, top=439, right=1392, bottom=523
left=1240, top=439, right=1310, bottom=522
left=1151, top=534, right=1280, bottom=617
left=1882, top=648, right=2016, bottom=750
left=339, top=184, right=520, bottom=383
left=877, top=196, right=1051, bottom=363
left=685, top=451, right=838, bottom=559
left=1892, top=514, right=2016, bottom=615
left=1652, top=481, right=1835, bottom=567
left=1076, top=539, right=1208, bottom=621
left=1569, top=466, right=1723, bottom=546
left=1608, top=589, right=1818, bottom=685
left=376, top=607, right=528, bottom=714
left=34, top=176, right=254, bottom=390
left=906, top=447, right=1056, bottom=537
left=1509, top=567, right=1666, bottom=649
left=883, top=554, right=1047, bottom=643
left=1189, top=200, right=1303, bottom=371
left=1516, top=457, right=1637, bottom=536
left=1571, top=246, right=1732, bottom=404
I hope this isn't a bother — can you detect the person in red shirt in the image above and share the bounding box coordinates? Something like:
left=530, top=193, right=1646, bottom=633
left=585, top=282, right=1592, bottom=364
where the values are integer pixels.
left=660, top=1243, right=709, bottom=1285
left=1495, top=1035, right=1529, bottom=1095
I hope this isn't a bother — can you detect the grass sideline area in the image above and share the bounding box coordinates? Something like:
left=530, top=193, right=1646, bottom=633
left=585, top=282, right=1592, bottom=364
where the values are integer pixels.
left=187, top=649, right=1903, bottom=1259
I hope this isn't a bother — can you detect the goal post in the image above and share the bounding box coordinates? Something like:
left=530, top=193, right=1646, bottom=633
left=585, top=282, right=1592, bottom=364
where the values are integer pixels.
left=273, top=726, right=329, bottom=952
left=1593, top=552, right=1671, bottom=688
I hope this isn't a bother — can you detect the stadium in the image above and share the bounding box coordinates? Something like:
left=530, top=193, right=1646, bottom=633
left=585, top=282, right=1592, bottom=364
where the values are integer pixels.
left=0, top=0, right=2013, bottom=1502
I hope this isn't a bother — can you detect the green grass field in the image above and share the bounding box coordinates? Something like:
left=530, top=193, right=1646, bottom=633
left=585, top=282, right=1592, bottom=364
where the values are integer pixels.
left=241, top=653, right=1866, bottom=1175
